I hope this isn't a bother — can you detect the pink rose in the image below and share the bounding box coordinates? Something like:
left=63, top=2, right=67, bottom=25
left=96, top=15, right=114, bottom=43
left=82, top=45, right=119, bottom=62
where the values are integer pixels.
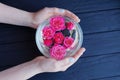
left=53, top=32, right=64, bottom=44
left=42, top=26, right=55, bottom=39
left=66, top=22, right=74, bottom=30
left=64, top=37, right=74, bottom=48
left=50, top=16, right=65, bottom=31
left=50, top=45, right=66, bottom=60
left=43, top=39, right=53, bottom=47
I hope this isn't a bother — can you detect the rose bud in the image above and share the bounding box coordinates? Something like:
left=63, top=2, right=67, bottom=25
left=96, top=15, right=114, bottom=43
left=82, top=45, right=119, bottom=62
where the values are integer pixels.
left=50, top=16, right=65, bottom=31
left=50, top=45, right=66, bottom=60
left=43, top=39, right=53, bottom=47
left=53, top=32, right=64, bottom=44
left=42, top=26, right=55, bottom=39
left=66, top=22, right=74, bottom=30
left=64, top=37, right=74, bottom=48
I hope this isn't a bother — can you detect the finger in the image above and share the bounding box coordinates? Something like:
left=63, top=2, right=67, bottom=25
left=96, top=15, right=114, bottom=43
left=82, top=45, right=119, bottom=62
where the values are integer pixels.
left=64, top=10, right=80, bottom=23
left=57, top=48, right=85, bottom=71
left=57, top=48, right=85, bottom=65
left=73, top=48, right=86, bottom=61
left=51, top=8, right=80, bottom=23
left=57, top=58, right=70, bottom=66
left=60, top=57, right=77, bottom=71
left=57, top=56, right=76, bottom=68
left=62, top=48, right=86, bottom=69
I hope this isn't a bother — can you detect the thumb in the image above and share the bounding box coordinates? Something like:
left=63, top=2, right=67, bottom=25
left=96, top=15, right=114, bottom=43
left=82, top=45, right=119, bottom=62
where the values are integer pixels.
left=50, top=7, right=80, bottom=23
left=73, top=47, right=86, bottom=61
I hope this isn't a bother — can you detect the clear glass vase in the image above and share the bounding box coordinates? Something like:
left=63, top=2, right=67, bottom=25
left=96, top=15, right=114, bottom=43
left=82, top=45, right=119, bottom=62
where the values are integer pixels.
left=35, top=16, right=83, bottom=58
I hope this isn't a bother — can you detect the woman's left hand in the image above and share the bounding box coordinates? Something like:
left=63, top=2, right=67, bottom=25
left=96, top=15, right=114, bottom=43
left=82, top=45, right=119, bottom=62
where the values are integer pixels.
left=0, top=3, right=80, bottom=29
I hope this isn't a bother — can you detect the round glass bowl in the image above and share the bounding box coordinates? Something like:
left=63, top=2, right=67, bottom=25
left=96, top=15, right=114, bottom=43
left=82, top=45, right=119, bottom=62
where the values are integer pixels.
left=35, top=16, right=83, bottom=59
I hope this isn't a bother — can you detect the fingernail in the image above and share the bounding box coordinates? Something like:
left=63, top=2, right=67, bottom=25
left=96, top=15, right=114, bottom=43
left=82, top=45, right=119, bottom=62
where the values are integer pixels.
left=82, top=48, right=86, bottom=52
left=69, top=57, right=75, bottom=63
left=59, top=9, right=65, bottom=13
left=77, top=18, right=80, bottom=22
left=78, top=19, right=80, bottom=22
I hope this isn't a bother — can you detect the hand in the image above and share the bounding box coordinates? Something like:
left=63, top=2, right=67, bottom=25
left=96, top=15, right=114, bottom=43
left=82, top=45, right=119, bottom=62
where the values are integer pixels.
left=32, top=48, right=86, bottom=73
left=31, top=7, right=80, bottom=29
left=0, top=48, right=85, bottom=80
left=0, top=3, right=80, bottom=29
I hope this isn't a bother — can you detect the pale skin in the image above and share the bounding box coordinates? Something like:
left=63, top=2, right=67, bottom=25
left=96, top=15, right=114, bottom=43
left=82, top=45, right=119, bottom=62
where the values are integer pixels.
left=0, top=3, right=86, bottom=80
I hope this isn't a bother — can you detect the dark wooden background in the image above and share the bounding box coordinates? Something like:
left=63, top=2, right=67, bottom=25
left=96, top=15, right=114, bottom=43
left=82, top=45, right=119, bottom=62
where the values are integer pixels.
left=0, top=0, right=120, bottom=80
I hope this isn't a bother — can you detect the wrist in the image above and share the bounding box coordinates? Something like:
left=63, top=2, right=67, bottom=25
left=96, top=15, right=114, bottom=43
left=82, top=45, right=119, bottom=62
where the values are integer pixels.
left=30, top=57, right=44, bottom=74
left=27, top=12, right=36, bottom=29
left=29, top=12, right=39, bottom=29
left=0, top=59, right=43, bottom=80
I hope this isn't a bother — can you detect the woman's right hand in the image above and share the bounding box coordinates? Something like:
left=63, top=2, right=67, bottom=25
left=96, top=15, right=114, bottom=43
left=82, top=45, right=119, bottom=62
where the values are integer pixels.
left=0, top=48, right=85, bottom=80
left=31, top=7, right=80, bottom=29
left=32, top=48, right=86, bottom=73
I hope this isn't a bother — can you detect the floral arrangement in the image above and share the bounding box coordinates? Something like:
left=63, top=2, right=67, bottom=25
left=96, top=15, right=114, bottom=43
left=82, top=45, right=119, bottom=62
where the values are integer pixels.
left=42, top=16, right=75, bottom=60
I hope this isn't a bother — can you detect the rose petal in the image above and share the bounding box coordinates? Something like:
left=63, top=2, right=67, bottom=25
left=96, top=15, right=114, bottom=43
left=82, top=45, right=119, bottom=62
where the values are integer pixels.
left=44, top=39, right=53, bottom=47
left=42, top=26, right=55, bottom=39
left=64, top=37, right=74, bottom=48
left=50, top=16, right=65, bottom=31
left=53, top=32, right=65, bottom=44
left=66, top=22, right=74, bottom=30
left=50, top=45, right=66, bottom=60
